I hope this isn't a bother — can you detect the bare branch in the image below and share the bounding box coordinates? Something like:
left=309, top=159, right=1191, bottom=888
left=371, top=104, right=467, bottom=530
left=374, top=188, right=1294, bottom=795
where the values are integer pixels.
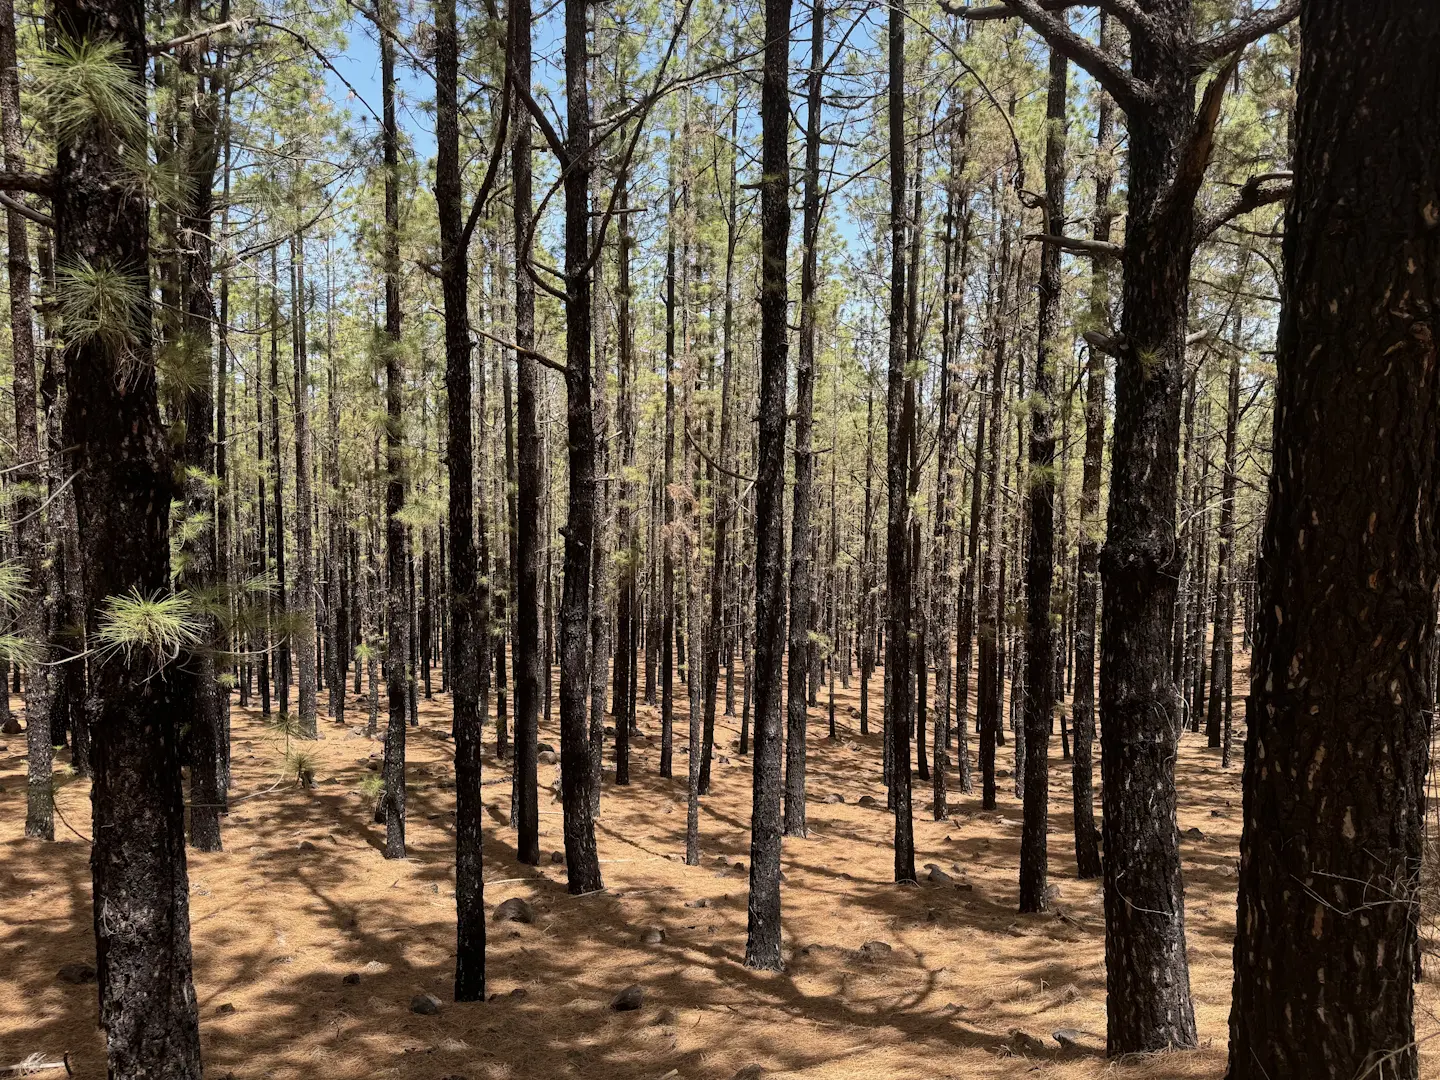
left=940, top=0, right=1153, bottom=114
left=1193, top=0, right=1300, bottom=67
left=474, top=327, right=568, bottom=376
left=1196, top=172, right=1292, bottom=243
left=1083, top=329, right=1125, bottom=357
left=1161, top=52, right=1239, bottom=221
left=508, top=68, right=571, bottom=171
left=0, top=170, right=52, bottom=195
left=1026, top=231, right=1123, bottom=259
left=0, top=193, right=52, bottom=228
left=148, top=17, right=251, bottom=55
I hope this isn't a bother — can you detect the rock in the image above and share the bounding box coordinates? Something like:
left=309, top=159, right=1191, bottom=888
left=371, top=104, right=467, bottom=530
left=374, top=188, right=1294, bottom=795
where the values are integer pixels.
left=857, top=940, right=892, bottom=961
left=1211, top=808, right=1224, bottom=817
left=824, top=793, right=845, bottom=804
left=411, top=993, right=442, bottom=1016
left=1043, top=883, right=1062, bottom=903
left=538, top=742, right=556, bottom=754
left=298, top=840, right=318, bottom=851
left=733, top=1067, right=766, bottom=1080
left=57, top=962, right=96, bottom=985
left=1007, top=1029, right=1046, bottom=1055
left=604, top=725, right=616, bottom=736
left=641, top=927, right=666, bottom=945
left=510, top=987, right=528, bottom=999
left=1184, top=826, right=1206, bottom=840
left=538, top=750, right=559, bottom=765
left=683, top=898, right=710, bottom=909
left=713, top=855, right=730, bottom=867
left=924, top=863, right=954, bottom=885
left=550, top=850, right=565, bottom=865
left=1, top=716, right=22, bottom=735
left=611, top=984, right=645, bottom=1011
left=215, top=1002, right=237, bottom=1016
left=857, top=795, right=878, bottom=808
left=1053, top=1027, right=1102, bottom=1050
left=342, top=973, right=362, bottom=985
left=493, top=897, right=536, bottom=924
left=732, top=861, right=746, bottom=873
left=1051, top=983, right=1082, bottom=1005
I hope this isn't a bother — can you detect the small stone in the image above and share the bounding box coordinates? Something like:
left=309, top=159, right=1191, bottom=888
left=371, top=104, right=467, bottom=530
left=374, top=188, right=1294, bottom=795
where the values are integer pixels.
left=1053, top=1027, right=1101, bottom=1049
left=683, top=898, right=710, bottom=909
left=824, top=793, right=845, bottom=804
left=713, top=855, right=730, bottom=867
left=1211, top=808, right=1224, bottom=817
left=611, top=984, right=645, bottom=1011
left=550, top=850, right=565, bottom=865
left=298, top=840, right=318, bottom=852
left=733, top=1067, right=766, bottom=1080
left=604, top=725, right=616, bottom=736
left=1008, top=1028, right=1046, bottom=1055
left=342, top=973, right=361, bottom=985
left=215, top=1002, right=237, bottom=1016
left=641, top=927, right=666, bottom=945
left=1184, top=826, right=1206, bottom=840
left=411, top=993, right=442, bottom=1016
left=857, top=795, right=878, bottom=808
left=538, top=750, right=558, bottom=765
left=924, top=863, right=954, bottom=885
left=510, top=987, right=528, bottom=998
left=538, top=742, right=556, bottom=754
left=493, top=897, right=536, bottom=924
left=57, top=962, right=96, bottom=985
left=857, top=940, right=892, bottom=961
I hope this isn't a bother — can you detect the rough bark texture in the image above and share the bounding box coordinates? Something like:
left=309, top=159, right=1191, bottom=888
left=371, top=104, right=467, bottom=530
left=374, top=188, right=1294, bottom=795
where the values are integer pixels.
left=1226, top=5, right=1439, bottom=1076
left=884, top=0, right=915, bottom=886
left=511, top=0, right=541, bottom=868
left=783, top=0, right=824, bottom=840
left=744, top=0, right=790, bottom=970
left=436, top=0, right=484, bottom=999
left=55, top=0, right=204, bottom=1072
left=379, top=0, right=408, bottom=861
left=558, top=0, right=603, bottom=894
left=1018, top=47, right=1066, bottom=914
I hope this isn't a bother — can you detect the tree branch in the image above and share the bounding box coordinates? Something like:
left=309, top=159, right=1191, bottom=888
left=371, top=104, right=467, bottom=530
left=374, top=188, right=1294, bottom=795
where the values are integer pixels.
left=940, top=0, right=1153, bottom=114
left=474, top=327, right=569, bottom=376
left=148, top=17, right=251, bottom=55
left=507, top=66, right=571, bottom=171
left=1195, top=172, right=1292, bottom=243
left=0, top=192, right=52, bottom=229
left=1161, top=52, right=1239, bottom=222
left=0, top=170, right=53, bottom=195
left=1026, top=231, right=1123, bottom=259
left=1193, top=0, right=1300, bottom=67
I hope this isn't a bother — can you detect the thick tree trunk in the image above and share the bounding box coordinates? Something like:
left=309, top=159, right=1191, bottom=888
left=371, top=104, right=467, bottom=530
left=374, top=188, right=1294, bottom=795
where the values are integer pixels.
left=54, top=0, right=203, bottom=1070
left=435, top=0, right=484, bottom=998
left=783, top=0, right=824, bottom=840
left=1019, top=47, right=1066, bottom=914
left=1227, top=6, right=1438, bottom=1076
left=558, top=0, right=603, bottom=893
left=292, top=237, right=318, bottom=738
left=744, top=0, right=791, bottom=969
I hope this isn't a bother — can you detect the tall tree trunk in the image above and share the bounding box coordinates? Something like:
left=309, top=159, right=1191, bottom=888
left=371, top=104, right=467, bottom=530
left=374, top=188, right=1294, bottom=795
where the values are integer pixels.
left=1019, top=46, right=1066, bottom=914
left=744, top=0, right=791, bottom=969
left=53, top=0, right=203, bottom=1069
left=3, top=0, right=50, bottom=838
left=1206, top=343, right=1239, bottom=749
left=1227, top=6, right=1437, bottom=1075
left=510, top=0, right=541, bottom=866
left=1069, top=24, right=1112, bottom=878
left=884, top=0, right=915, bottom=884
left=378, top=0, right=408, bottom=860
left=292, top=236, right=318, bottom=738
left=783, top=0, right=824, bottom=839
left=436, top=0, right=484, bottom=998
left=558, top=0, right=603, bottom=893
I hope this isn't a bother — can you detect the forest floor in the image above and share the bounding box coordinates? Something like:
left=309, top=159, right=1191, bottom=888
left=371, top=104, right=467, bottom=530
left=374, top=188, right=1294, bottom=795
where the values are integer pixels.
left=3, top=662, right=1439, bottom=1080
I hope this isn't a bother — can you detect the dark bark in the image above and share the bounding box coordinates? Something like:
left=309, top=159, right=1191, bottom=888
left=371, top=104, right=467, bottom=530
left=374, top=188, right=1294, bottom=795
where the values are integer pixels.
left=744, top=0, right=790, bottom=969
left=558, top=0, right=603, bottom=893
left=511, top=0, right=540, bottom=866
left=436, top=0, right=484, bottom=999
left=1019, top=47, right=1066, bottom=914
left=884, top=0, right=915, bottom=884
left=54, top=0, right=203, bottom=1070
left=783, top=0, right=824, bottom=839
left=378, top=0, right=407, bottom=860
left=292, top=236, right=318, bottom=738
left=1227, top=6, right=1438, bottom=1076
left=1206, top=346, right=1239, bottom=751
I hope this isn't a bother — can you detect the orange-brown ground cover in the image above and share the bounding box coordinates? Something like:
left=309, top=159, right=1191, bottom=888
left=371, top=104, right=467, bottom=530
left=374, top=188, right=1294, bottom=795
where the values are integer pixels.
left=4, top=662, right=1437, bottom=1079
